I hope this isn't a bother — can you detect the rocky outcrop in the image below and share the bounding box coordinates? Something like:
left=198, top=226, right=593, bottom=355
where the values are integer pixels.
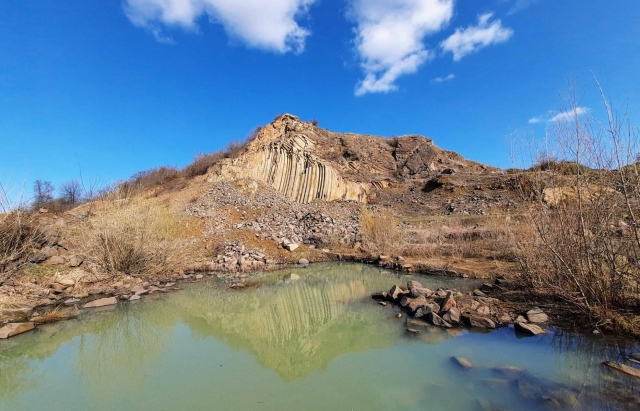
left=207, top=114, right=494, bottom=203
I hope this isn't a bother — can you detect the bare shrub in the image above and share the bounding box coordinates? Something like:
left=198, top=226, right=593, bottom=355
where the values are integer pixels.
left=182, top=151, right=225, bottom=178
left=60, top=179, right=83, bottom=205
left=360, top=206, right=403, bottom=254
left=77, top=197, right=186, bottom=277
left=129, top=167, right=180, bottom=190
left=513, top=82, right=640, bottom=330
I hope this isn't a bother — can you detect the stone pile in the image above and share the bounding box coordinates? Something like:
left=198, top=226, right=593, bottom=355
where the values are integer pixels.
left=188, top=180, right=361, bottom=247
left=373, top=279, right=549, bottom=336
left=211, top=241, right=270, bottom=272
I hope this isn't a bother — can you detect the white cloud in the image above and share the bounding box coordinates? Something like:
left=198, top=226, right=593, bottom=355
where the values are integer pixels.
left=528, top=116, right=542, bottom=124
left=432, top=73, right=455, bottom=83
left=505, top=0, right=539, bottom=15
left=441, top=12, right=513, bottom=61
left=123, top=0, right=316, bottom=53
left=349, top=0, right=455, bottom=96
left=548, top=107, right=589, bottom=123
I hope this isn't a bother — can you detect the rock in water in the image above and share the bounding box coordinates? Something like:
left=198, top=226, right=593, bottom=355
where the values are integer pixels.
left=83, top=297, right=118, bottom=309
left=399, top=295, right=428, bottom=314
left=602, top=361, right=640, bottom=378
left=427, top=312, right=452, bottom=328
left=371, top=291, right=387, bottom=300
left=515, top=321, right=546, bottom=336
left=388, top=285, right=408, bottom=301
left=526, top=307, right=549, bottom=323
left=451, top=357, right=473, bottom=369
left=439, top=291, right=456, bottom=313
left=443, top=307, right=460, bottom=324
left=0, top=322, right=35, bottom=339
left=462, top=314, right=496, bottom=329
left=298, top=258, right=309, bottom=266
left=407, top=281, right=432, bottom=298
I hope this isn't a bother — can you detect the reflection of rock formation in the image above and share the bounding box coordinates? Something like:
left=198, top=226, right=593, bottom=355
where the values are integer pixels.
left=173, top=266, right=448, bottom=380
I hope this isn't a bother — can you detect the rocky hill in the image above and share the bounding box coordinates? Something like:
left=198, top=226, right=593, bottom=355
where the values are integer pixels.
left=206, top=114, right=497, bottom=204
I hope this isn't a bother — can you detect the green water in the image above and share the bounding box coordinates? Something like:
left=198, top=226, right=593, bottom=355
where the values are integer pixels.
left=0, top=263, right=638, bottom=411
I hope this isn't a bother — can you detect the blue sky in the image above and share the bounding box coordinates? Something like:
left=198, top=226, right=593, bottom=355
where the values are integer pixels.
left=1, top=0, right=639, bottom=201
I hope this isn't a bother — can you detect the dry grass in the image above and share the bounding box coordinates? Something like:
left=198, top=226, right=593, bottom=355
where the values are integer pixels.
left=360, top=206, right=403, bottom=255
left=74, top=195, right=189, bottom=278
left=31, top=307, right=79, bottom=324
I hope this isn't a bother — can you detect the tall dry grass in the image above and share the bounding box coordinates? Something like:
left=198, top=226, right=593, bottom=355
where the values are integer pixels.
left=75, top=194, right=188, bottom=278
left=513, top=82, right=640, bottom=331
left=360, top=206, right=403, bottom=254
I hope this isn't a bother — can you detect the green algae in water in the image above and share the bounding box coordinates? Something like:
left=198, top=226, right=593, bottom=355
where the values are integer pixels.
left=0, top=263, right=638, bottom=411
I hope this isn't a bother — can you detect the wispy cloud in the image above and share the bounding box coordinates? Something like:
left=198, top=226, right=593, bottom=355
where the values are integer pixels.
left=348, top=0, right=455, bottom=96
left=504, top=0, right=540, bottom=15
left=528, top=116, right=542, bottom=124
left=432, top=73, right=455, bottom=83
left=441, top=12, right=513, bottom=61
left=123, top=0, right=317, bottom=53
left=548, top=107, right=589, bottom=122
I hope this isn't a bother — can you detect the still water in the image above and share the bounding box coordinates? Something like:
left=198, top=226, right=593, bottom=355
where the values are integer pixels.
left=0, top=263, right=638, bottom=411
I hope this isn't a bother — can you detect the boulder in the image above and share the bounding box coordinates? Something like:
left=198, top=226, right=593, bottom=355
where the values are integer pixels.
left=388, top=285, right=408, bottom=301
left=451, top=357, right=473, bottom=369
left=67, top=255, right=84, bottom=268
left=2, top=307, right=34, bottom=321
left=285, top=243, right=299, bottom=252
left=46, top=256, right=66, bottom=265
left=399, top=295, right=427, bottom=314
left=443, top=307, right=461, bottom=324
left=439, top=292, right=456, bottom=314
left=57, top=278, right=75, bottom=287
left=427, top=312, right=452, bottom=328
left=526, top=307, right=549, bottom=323
left=515, top=321, right=546, bottom=336
left=462, top=314, right=496, bottom=329
left=602, top=361, right=640, bottom=378
left=415, top=303, right=440, bottom=319
left=407, top=281, right=433, bottom=298
left=0, top=322, right=35, bottom=339
left=83, top=297, right=117, bottom=309
left=473, top=289, right=487, bottom=297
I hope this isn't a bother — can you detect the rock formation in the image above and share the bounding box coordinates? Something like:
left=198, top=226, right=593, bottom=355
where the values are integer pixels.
left=207, top=114, right=495, bottom=203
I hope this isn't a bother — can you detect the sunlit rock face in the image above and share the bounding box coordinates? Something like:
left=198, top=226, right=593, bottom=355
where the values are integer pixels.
left=207, top=115, right=368, bottom=203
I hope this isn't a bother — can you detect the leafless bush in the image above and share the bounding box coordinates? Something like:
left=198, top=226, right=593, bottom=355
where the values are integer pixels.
left=360, top=206, right=403, bottom=254
left=182, top=151, right=225, bottom=178
left=60, top=179, right=83, bottom=205
left=513, top=82, right=640, bottom=330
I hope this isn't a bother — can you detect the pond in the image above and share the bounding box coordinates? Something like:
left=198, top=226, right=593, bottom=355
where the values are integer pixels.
left=0, top=263, right=638, bottom=411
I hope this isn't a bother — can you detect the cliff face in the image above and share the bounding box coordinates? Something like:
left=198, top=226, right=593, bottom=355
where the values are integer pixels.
left=207, top=114, right=495, bottom=203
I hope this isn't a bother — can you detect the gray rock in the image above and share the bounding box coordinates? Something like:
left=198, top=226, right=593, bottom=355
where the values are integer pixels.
left=131, top=285, right=146, bottom=294
left=526, top=307, right=549, bottom=323
left=406, top=328, right=420, bottom=335
left=67, top=255, right=84, bottom=268
left=378, top=301, right=387, bottom=306
left=83, top=297, right=117, bottom=309
left=515, top=321, right=546, bottom=336
left=451, top=357, right=473, bottom=369
left=388, top=285, right=408, bottom=301
left=64, top=298, right=81, bottom=306
left=443, top=307, right=460, bottom=324
left=427, top=312, right=452, bottom=328
left=2, top=307, right=34, bottom=321
left=298, top=258, right=309, bottom=265
left=440, top=291, right=456, bottom=314
left=285, top=243, right=299, bottom=251
left=399, top=295, right=427, bottom=314
left=462, top=314, right=496, bottom=329
left=129, top=295, right=141, bottom=301
left=407, top=281, right=433, bottom=298
left=0, top=322, right=36, bottom=339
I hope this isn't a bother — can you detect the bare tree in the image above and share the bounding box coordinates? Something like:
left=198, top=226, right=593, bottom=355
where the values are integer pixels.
left=33, top=180, right=54, bottom=207
left=60, top=179, right=83, bottom=205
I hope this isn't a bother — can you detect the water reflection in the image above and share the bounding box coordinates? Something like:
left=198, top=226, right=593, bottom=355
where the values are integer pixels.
left=0, top=263, right=638, bottom=411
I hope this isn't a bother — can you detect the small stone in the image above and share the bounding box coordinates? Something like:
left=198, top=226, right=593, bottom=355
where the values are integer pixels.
left=515, top=321, right=546, bottom=336
left=473, top=289, right=487, bottom=297
left=395, top=313, right=403, bottom=318
left=406, top=328, right=420, bottom=335
left=462, top=314, right=496, bottom=329
left=285, top=243, right=299, bottom=252
left=480, top=283, right=493, bottom=293
left=129, top=295, right=141, bottom=301
left=131, top=285, right=146, bottom=294
left=526, top=307, right=548, bottom=323
left=46, top=256, right=67, bottom=265
left=371, top=291, right=388, bottom=300
left=83, top=297, right=117, bottom=309
left=515, top=315, right=527, bottom=323
left=195, top=274, right=203, bottom=279
left=603, top=361, right=640, bottom=378
left=0, top=322, right=36, bottom=339
left=67, top=255, right=84, bottom=268
left=378, top=301, right=387, bottom=306
left=451, top=357, right=473, bottom=369
left=64, top=298, right=81, bottom=306
left=298, top=258, right=309, bottom=266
